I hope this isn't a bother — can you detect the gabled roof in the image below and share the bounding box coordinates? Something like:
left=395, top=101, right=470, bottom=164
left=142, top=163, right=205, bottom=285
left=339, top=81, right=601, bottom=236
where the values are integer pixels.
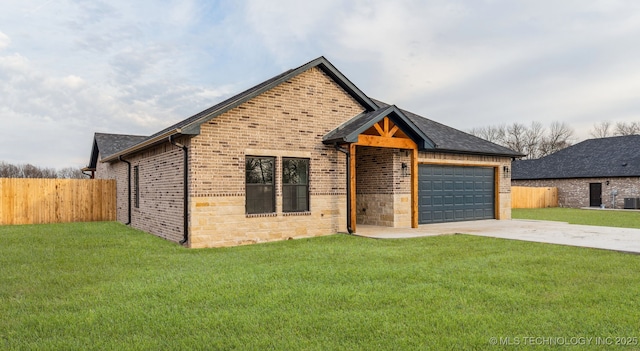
left=322, top=104, right=436, bottom=149
left=324, top=99, right=522, bottom=157
left=86, top=133, right=147, bottom=169
left=101, top=56, right=378, bottom=162
left=512, top=135, right=640, bottom=179
left=98, top=56, right=520, bottom=162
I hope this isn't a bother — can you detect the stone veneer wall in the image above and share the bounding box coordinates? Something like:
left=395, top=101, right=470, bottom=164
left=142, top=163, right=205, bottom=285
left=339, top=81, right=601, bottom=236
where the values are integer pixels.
left=512, top=177, right=640, bottom=208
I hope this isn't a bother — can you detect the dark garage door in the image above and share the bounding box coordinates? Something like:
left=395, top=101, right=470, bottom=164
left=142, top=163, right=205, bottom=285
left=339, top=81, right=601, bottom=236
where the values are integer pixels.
left=419, top=165, right=495, bottom=224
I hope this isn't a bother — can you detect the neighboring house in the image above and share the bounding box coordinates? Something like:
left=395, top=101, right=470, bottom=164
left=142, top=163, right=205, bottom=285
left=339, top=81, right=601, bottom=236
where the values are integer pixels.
left=512, top=135, right=640, bottom=209
left=85, top=57, right=521, bottom=248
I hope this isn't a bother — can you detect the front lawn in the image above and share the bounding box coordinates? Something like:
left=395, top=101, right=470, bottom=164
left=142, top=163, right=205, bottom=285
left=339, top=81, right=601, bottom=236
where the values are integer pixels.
left=1, top=222, right=640, bottom=350
left=513, top=207, right=640, bottom=229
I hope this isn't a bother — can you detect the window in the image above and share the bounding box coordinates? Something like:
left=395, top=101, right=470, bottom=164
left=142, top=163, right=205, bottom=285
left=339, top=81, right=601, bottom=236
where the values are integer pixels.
left=282, top=158, right=309, bottom=212
left=133, top=165, right=140, bottom=208
left=245, top=156, right=275, bottom=214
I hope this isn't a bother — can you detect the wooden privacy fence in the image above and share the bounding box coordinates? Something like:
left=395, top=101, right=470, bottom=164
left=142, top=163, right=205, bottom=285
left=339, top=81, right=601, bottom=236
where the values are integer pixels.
left=512, top=186, right=558, bottom=209
left=0, top=178, right=116, bottom=225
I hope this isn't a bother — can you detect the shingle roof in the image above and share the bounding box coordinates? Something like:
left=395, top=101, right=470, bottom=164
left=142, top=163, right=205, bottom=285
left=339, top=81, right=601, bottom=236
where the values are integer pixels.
left=512, top=135, right=640, bottom=179
left=100, top=56, right=379, bottom=162
left=374, top=100, right=522, bottom=156
left=87, top=133, right=147, bottom=169
left=98, top=56, right=521, bottom=162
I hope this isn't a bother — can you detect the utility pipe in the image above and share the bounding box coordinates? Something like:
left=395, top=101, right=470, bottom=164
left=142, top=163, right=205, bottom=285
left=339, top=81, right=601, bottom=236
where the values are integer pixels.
left=169, top=135, right=190, bottom=245
left=334, top=144, right=354, bottom=234
left=118, top=156, right=132, bottom=225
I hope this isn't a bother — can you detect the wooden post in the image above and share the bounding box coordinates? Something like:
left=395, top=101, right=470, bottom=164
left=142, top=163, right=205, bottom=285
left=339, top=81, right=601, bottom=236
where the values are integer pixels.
left=349, top=143, right=357, bottom=233
left=411, top=147, right=419, bottom=228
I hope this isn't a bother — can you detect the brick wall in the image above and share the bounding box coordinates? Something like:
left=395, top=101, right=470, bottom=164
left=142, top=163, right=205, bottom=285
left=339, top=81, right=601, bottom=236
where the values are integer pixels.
left=512, top=177, right=640, bottom=208
left=188, top=67, right=365, bottom=247
left=97, top=142, right=186, bottom=243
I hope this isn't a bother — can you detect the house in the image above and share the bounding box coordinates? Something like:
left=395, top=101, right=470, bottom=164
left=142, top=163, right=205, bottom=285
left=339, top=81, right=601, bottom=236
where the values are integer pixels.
left=512, top=135, right=640, bottom=208
left=85, top=57, right=521, bottom=248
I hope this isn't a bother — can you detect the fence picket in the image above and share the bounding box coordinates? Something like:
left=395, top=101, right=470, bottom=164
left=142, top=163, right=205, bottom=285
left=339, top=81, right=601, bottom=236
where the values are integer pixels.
left=512, top=186, right=558, bottom=209
left=0, top=178, right=116, bottom=225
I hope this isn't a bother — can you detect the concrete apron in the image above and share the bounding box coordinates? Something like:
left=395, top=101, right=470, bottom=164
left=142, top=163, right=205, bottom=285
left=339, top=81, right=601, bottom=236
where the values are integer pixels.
left=354, top=219, right=640, bottom=254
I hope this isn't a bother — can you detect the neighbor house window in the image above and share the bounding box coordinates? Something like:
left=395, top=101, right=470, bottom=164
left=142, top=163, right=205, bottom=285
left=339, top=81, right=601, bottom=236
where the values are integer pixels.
left=133, top=165, right=140, bottom=208
left=245, top=156, right=275, bottom=214
left=282, top=158, right=309, bottom=212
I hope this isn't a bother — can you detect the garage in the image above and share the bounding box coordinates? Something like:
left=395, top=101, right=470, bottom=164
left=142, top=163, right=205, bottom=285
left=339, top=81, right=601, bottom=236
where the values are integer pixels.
left=418, top=165, right=495, bottom=224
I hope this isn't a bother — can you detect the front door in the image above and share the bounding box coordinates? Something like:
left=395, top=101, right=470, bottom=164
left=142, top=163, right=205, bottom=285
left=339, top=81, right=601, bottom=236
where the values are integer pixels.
left=589, top=183, right=602, bottom=207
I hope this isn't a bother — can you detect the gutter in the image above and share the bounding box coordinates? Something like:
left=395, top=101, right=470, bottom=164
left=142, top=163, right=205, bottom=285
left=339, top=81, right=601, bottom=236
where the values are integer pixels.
left=334, top=144, right=354, bottom=234
left=169, top=135, right=189, bottom=246
left=118, top=156, right=132, bottom=225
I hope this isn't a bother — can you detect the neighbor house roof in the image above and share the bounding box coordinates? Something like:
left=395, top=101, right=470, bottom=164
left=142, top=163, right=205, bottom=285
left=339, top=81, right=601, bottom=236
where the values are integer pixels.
left=86, top=133, right=147, bottom=169
left=512, top=135, right=640, bottom=180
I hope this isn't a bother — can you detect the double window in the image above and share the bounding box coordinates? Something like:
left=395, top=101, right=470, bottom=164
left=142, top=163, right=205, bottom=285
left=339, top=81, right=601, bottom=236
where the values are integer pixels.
left=245, top=156, right=309, bottom=214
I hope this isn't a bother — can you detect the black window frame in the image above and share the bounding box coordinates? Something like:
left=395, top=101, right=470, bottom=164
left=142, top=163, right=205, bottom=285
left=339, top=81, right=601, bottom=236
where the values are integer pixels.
left=282, top=157, right=310, bottom=213
left=133, top=165, right=140, bottom=208
left=245, top=156, right=276, bottom=214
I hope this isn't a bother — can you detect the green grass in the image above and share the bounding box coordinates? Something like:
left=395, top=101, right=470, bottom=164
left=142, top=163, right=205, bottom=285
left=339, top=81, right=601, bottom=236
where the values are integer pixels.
left=2, top=222, right=640, bottom=350
left=513, top=207, right=640, bottom=229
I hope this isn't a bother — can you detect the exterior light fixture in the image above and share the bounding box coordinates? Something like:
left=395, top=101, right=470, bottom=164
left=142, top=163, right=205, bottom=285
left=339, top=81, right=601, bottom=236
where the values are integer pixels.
left=401, top=162, right=409, bottom=177
left=503, top=165, right=510, bottom=178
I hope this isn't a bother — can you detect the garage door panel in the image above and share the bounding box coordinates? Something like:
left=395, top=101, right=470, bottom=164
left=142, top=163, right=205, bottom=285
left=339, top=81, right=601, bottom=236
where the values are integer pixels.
left=419, top=165, right=495, bottom=224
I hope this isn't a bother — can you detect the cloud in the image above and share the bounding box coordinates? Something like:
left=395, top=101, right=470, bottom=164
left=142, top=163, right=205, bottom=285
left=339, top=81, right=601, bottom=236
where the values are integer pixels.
left=0, top=31, right=9, bottom=50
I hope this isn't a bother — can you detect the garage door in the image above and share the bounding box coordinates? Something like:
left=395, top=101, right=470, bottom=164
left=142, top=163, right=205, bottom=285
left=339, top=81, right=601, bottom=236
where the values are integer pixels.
left=419, top=165, right=495, bottom=224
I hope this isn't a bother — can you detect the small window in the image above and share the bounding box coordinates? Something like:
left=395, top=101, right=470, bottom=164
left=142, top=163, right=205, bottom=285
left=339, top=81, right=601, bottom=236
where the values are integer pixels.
left=246, top=156, right=275, bottom=214
left=133, top=165, right=140, bottom=208
left=283, top=158, right=309, bottom=212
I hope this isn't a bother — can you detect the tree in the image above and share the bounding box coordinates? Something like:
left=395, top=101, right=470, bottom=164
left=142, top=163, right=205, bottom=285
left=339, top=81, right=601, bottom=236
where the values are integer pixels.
left=614, top=121, right=640, bottom=136
left=468, top=121, right=574, bottom=159
left=0, top=161, right=21, bottom=178
left=539, top=121, right=574, bottom=157
left=468, top=125, right=506, bottom=144
left=590, top=121, right=613, bottom=138
left=57, top=167, right=87, bottom=179
left=0, top=161, right=84, bottom=179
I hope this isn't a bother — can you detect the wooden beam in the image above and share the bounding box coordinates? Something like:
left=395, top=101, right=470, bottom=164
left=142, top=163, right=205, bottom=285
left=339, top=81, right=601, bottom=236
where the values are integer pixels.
left=494, top=166, right=500, bottom=219
left=383, top=117, right=389, bottom=136
left=411, top=148, right=419, bottom=228
left=388, top=125, right=399, bottom=138
left=349, top=143, right=357, bottom=233
left=372, top=122, right=385, bottom=136
left=356, top=134, right=417, bottom=149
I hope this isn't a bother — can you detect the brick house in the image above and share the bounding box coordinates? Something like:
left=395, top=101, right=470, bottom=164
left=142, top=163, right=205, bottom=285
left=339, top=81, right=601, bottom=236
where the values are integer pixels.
left=512, top=135, right=640, bottom=208
left=86, top=57, right=521, bottom=248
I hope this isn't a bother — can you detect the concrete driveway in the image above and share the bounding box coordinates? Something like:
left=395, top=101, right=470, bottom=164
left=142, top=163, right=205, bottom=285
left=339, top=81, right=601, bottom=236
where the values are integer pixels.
left=355, top=219, right=640, bottom=254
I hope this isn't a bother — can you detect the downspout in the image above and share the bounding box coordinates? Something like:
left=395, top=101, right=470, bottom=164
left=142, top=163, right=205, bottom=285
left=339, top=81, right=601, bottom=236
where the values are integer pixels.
left=118, top=156, right=132, bottom=225
left=169, top=135, right=189, bottom=245
left=334, top=144, right=354, bottom=234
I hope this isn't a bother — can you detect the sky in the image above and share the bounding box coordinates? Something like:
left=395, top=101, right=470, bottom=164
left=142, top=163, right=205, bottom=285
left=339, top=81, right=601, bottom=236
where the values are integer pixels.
left=1, top=0, right=640, bottom=169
